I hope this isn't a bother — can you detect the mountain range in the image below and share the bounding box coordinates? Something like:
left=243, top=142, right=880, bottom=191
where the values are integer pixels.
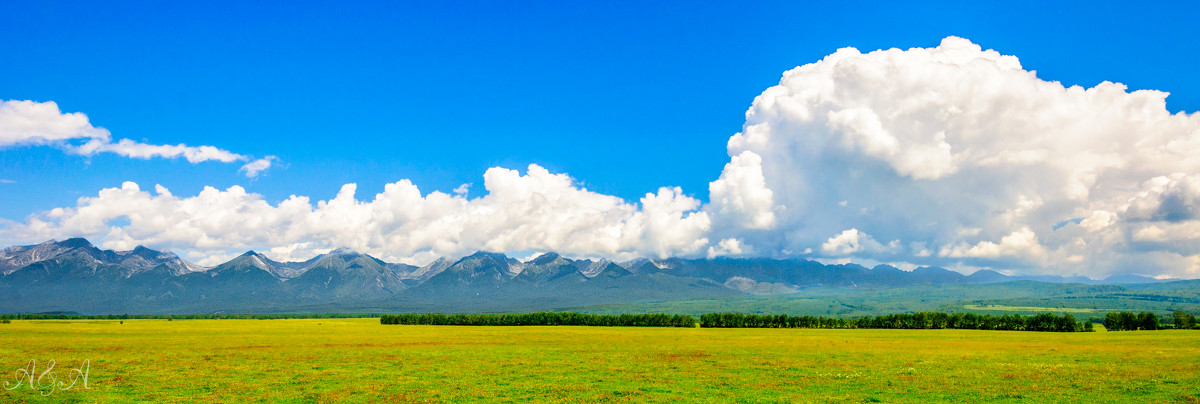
left=0, top=238, right=1179, bottom=314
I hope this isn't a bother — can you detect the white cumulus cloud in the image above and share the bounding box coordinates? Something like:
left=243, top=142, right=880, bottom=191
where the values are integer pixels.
left=0, top=164, right=710, bottom=265
left=0, top=100, right=110, bottom=145
left=708, top=151, right=778, bottom=230
left=713, top=36, right=1200, bottom=278
left=707, top=237, right=750, bottom=258
left=938, top=227, right=1048, bottom=262
left=820, top=228, right=897, bottom=256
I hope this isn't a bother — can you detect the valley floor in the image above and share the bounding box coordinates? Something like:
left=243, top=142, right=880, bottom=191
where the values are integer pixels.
left=1, top=319, right=1197, bottom=402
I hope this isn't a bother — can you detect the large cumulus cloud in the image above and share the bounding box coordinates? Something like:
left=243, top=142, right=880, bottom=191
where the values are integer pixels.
left=715, top=36, right=1200, bottom=278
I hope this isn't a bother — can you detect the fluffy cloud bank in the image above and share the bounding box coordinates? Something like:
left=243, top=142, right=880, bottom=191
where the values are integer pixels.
left=0, top=100, right=274, bottom=177
left=1, top=165, right=710, bottom=265
left=6, top=37, right=1200, bottom=278
left=714, top=36, right=1200, bottom=278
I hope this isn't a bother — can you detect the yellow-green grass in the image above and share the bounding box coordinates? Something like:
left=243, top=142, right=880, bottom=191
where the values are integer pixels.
left=962, top=304, right=1100, bottom=314
left=1, top=319, right=1197, bottom=403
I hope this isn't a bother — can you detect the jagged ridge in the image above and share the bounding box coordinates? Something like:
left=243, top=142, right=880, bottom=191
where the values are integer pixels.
left=0, top=238, right=1177, bottom=314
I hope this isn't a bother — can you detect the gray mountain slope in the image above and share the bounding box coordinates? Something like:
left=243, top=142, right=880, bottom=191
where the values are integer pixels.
left=2, top=238, right=1188, bottom=314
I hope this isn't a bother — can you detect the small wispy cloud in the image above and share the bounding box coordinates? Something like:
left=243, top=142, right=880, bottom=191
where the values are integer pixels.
left=453, top=183, right=471, bottom=196
left=239, top=156, right=278, bottom=178
left=0, top=100, right=274, bottom=178
left=0, top=179, right=14, bottom=184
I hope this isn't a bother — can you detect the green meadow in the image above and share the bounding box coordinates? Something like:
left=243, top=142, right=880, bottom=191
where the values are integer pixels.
left=2, top=319, right=1198, bottom=403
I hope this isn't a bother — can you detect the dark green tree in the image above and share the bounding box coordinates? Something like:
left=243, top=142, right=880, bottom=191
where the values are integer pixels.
left=1173, top=311, right=1196, bottom=330
left=1137, top=312, right=1159, bottom=331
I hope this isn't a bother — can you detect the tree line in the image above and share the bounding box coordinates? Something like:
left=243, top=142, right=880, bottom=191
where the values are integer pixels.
left=699, top=312, right=1092, bottom=332
left=1105, top=311, right=1199, bottom=330
left=380, top=311, right=1094, bottom=332
left=1104, top=311, right=1160, bottom=331
left=0, top=313, right=380, bottom=320
left=380, top=312, right=696, bottom=327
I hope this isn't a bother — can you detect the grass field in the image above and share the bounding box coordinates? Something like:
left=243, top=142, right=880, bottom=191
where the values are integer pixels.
left=2, top=319, right=1198, bottom=403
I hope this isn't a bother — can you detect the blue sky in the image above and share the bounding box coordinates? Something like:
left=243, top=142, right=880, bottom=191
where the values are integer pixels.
left=4, top=2, right=1200, bottom=277
left=4, top=1, right=1197, bottom=217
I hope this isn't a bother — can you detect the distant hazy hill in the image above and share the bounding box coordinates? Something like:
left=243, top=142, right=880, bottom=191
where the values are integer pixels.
left=0, top=238, right=1184, bottom=314
left=570, top=280, right=1200, bottom=320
